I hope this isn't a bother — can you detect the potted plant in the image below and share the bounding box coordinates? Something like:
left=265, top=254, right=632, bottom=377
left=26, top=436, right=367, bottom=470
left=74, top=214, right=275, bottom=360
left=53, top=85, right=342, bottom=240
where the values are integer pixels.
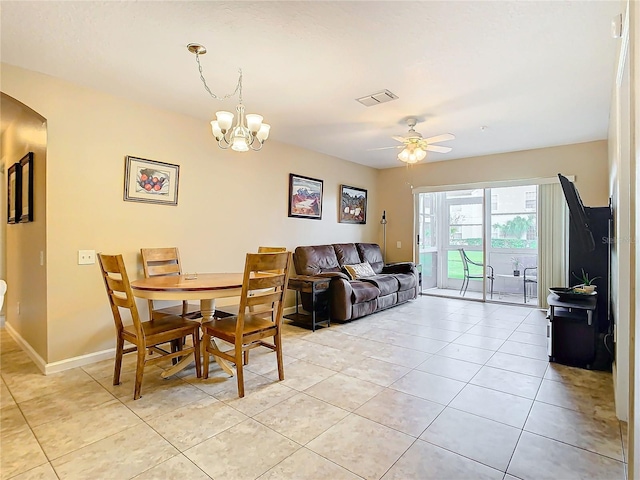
left=511, top=257, right=521, bottom=276
left=572, top=269, right=601, bottom=293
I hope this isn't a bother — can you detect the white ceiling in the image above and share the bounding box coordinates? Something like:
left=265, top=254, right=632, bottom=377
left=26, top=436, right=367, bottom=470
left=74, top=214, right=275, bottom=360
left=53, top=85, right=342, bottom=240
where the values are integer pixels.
left=0, top=1, right=622, bottom=169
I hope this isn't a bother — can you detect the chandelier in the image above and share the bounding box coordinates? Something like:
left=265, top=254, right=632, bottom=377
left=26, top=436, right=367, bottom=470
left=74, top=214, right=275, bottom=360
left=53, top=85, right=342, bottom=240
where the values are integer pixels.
left=397, top=143, right=427, bottom=164
left=188, top=43, right=270, bottom=152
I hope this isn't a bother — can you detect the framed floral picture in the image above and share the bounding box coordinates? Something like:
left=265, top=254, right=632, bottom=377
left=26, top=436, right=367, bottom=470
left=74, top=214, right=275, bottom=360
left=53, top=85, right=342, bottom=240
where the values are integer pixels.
left=19, top=152, right=34, bottom=223
left=124, top=156, right=179, bottom=206
left=288, top=173, right=323, bottom=220
left=340, top=184, right=367, bottom=224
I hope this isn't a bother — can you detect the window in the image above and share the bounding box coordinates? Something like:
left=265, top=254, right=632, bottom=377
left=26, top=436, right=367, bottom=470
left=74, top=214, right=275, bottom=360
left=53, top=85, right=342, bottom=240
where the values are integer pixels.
left=525, top=191, right=536, bottom=210
left=491, top=194, right=498, bottom=212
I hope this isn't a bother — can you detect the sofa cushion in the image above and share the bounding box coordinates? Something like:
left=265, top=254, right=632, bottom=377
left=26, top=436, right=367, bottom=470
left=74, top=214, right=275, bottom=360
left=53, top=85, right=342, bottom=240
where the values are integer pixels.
left=343, top=262, right=376, bottom=280
left=333, top=243, right=361, bottom=266
left=294, top=245, right=341, bottom=276
left=393, top=272, right=417, bottom=291
left=361, top=274, right=400, bottom=296
left=356, top=243, right=384, bottom=274
left=351, top=281, right=380, bottom=304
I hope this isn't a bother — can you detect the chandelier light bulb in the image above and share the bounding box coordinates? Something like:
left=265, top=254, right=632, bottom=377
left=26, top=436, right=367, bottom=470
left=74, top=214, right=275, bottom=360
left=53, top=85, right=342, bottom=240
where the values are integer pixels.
left=215, top=111, right=234, bottom=132
left=245, top=114, right=264, bottom=133
left=231, top=126, right=250, bottom=152
left=210, top=120, right=223, bottom=140
left=256, top=123, right=271, bottom=141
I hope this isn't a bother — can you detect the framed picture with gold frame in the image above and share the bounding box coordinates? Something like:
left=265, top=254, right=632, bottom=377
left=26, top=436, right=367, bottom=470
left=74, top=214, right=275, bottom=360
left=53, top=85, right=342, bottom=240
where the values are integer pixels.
left=124, top=156, right=180, bottom=206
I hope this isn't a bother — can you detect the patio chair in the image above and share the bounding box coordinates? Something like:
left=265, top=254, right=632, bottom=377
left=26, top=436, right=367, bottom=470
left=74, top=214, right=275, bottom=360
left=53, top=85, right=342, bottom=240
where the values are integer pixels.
left=458, top=248, right=494, bottom=299
left=524, top=266, right=538, bottom=303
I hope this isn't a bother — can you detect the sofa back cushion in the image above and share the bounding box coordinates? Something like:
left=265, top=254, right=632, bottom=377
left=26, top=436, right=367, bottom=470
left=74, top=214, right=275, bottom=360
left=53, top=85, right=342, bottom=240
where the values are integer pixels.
left=333, top=243, right=361, bottom=267
left=294, top=245, right=341, bottom=275
left=357, top=243, right=384, bottom=274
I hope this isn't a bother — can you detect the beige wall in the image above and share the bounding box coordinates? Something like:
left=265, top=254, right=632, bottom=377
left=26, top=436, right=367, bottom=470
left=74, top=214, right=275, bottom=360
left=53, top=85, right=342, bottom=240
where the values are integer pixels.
left=1, top=94, right=48, bottom=359
left=378, top=141, right=610, bottom=263
left=1, top=63, right=379, bottom=365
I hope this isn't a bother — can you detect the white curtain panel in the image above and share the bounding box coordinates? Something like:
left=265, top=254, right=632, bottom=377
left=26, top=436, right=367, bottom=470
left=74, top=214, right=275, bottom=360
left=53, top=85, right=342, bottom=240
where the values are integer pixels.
left=537, top=183, right=567, bottom=308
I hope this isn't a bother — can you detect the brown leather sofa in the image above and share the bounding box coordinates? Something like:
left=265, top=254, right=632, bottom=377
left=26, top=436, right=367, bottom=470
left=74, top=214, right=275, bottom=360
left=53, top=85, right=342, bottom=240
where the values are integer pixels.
left=293, top=243, right=418, bottom=321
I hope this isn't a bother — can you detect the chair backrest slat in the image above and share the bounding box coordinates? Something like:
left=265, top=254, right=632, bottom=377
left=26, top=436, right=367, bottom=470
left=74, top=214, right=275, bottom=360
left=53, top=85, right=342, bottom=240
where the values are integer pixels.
left=248, top=274, right=285, bottom=291
left=145, top=263, right=181, bottom=277
left=257, top=246, right=287, bottom=253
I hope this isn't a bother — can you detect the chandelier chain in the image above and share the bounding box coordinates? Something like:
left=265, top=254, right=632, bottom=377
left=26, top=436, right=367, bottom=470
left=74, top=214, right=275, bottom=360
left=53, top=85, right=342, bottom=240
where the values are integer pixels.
left=195, top=53, right=243, bottom=102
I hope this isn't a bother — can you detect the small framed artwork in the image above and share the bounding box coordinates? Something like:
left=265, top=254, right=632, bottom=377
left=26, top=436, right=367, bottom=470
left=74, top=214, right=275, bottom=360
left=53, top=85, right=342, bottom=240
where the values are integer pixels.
left=340, top=184, right=367, bottom=224
left=288, top=173, right=323, bottom=220
left=7, top=163, right=21, bottom=224
left=19, top=152, right=34, bottom=223
left=124, top=156, right=179, bottom=206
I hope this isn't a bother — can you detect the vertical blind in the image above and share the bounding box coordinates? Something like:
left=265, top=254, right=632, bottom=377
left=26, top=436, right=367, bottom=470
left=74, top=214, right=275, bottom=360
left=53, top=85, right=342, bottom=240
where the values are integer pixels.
left=537, top=183, right=567, bottom=308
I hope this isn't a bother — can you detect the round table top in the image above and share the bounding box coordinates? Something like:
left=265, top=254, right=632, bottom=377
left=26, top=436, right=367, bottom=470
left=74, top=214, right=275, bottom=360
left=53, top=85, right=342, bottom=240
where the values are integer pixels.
left=131, top=273, right=244, bottom=292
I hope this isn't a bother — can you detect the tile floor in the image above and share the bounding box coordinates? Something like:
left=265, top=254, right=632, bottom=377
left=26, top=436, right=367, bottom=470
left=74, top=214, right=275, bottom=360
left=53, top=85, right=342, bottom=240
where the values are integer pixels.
left=0, top=296, right=628, bottom=480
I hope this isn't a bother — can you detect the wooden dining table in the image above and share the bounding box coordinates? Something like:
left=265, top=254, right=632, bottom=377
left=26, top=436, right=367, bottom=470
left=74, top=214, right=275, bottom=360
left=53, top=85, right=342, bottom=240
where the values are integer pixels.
left=131, top=273, right=245, bottom=378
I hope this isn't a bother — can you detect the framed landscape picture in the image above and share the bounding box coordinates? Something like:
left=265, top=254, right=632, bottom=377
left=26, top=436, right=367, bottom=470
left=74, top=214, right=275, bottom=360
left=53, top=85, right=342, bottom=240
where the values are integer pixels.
left=288, top=173, right=323, bottom=220
left=340, top=184, right=367, bottom=224
left=19, top=152, right=34, bottom=223
left=7, top=163, right=21, bottom=224
left=124, top=156, right=179, bottom=206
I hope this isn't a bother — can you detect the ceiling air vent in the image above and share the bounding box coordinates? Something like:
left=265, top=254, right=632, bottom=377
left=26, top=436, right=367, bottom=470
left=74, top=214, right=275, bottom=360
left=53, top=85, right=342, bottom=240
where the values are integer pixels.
left=356, top=89, right=399, bottom=107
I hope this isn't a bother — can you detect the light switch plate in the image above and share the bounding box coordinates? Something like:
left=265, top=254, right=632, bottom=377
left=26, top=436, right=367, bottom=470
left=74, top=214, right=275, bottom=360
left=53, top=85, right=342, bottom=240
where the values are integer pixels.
left=396, top=241, right=402, bottom=248
left=78, top=250, right=96, bottom=265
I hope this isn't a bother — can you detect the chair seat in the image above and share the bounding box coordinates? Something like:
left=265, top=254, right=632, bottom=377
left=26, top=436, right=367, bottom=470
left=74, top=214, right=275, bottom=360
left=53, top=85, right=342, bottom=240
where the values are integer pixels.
left=202, top=315, right=276, bottom=341
left=123, top=315, right=201, bottom=340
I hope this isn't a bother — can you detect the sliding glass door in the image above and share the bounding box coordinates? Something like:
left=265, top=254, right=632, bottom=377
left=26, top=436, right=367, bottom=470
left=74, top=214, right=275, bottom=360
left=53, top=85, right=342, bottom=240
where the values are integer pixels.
left=415, top=184, right=538, bottom=304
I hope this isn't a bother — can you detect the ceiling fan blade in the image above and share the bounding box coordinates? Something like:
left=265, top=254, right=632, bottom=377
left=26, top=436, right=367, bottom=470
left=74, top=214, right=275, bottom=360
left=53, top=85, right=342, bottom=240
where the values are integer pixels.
left=367, top=145, right=403, bottom=151
left=426, top=145, right=452, bottom=153
left=423, top=133, right=455, bottom=144
left=391, top=136, right=407, bottom=143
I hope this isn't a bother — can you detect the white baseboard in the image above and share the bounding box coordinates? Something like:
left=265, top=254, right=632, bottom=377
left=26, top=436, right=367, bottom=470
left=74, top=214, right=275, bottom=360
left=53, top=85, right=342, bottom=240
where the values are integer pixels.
left=4, top=322, right=47, bottom=374
left=5, top=322, right=116, bottom=375
left=44, top=348, right=116, bottom=375
left=5, top=308, right=300, bottom=375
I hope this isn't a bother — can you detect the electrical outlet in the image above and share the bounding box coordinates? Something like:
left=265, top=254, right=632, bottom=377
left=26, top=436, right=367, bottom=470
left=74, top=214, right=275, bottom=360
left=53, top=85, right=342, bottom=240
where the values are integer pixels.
left=396, top=241, right=402, bottom=249
left=78, top=250, right=96, bottom=265
left=16, top=302, right=20, bottom=315
left=40, top=251, right=44, bottom=266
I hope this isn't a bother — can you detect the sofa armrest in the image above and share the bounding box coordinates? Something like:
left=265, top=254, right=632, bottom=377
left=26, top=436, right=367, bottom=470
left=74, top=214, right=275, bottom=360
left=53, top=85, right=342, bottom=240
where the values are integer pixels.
left=381, top=262, right=416, bottom=275
left=315, top=271, right=351, bottom=281
left=328, top=277, right=354, bottom=321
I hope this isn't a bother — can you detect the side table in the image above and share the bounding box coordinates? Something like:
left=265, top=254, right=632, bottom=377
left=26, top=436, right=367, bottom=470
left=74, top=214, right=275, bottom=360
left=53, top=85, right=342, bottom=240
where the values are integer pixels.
left=284, top=275, right=331, bottom=331
left=547, top=294, right=597, bottom=369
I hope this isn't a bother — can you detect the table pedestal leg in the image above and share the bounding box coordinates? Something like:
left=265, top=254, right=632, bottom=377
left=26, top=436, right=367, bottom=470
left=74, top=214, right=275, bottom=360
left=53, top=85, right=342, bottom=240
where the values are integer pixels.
left=160, top=298, right=235, bottom=378
left=199, top=299, right=235, bottom=377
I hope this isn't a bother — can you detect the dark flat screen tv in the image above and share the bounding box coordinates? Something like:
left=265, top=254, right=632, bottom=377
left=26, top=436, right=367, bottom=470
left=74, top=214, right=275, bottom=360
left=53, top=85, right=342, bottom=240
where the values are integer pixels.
left=558, top=173, right=595, bottom=252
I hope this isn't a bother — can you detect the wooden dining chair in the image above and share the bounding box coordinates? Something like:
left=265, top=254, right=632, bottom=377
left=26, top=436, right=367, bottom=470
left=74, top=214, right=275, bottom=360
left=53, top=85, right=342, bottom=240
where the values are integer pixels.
left=201, top=251, right=292, bottom=397
left=140, top=247, right=201, bottom=319
left=98, top=253, right=201, bottom=400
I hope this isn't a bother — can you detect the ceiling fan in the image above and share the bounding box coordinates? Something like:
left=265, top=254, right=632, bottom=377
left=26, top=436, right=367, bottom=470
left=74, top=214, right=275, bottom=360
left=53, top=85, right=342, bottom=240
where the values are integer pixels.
left=371, top=118, right=455, bottom=164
